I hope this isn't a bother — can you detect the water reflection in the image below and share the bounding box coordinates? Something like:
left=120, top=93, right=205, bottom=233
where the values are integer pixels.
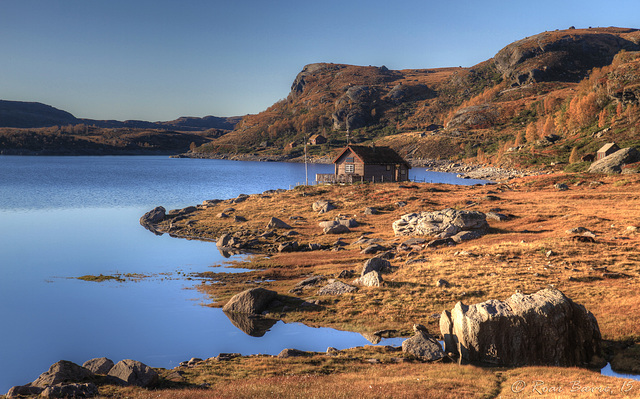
left=224, top=312, right=279, bottom=337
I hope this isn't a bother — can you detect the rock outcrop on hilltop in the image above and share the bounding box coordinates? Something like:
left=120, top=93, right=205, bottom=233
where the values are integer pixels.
left=493, top=28, right=640, bottom=85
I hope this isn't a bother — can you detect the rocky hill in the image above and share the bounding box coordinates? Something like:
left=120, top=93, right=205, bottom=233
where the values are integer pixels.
left=0, top=100, right=242, bottom=155
left=0, top=99, right=241, bottom=131
left=197, top=27, right=640, bottom=171
left=0, top=100, right=80, bottom=128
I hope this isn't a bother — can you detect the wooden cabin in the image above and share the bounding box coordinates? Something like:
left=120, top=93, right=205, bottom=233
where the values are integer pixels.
left=597, top=143, right=620, bottom=160
left=317, top=145, right=411, bottom=183
left=308, top=134, right=327, bottom=145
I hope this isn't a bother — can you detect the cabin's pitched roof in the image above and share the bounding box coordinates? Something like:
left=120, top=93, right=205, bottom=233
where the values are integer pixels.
left=333, top=145, right=411, bottom=168
left=597, top=142, right=619, bottom=153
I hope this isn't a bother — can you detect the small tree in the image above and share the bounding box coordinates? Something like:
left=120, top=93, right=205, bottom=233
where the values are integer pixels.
left=569, top=147, right=579, bottom=164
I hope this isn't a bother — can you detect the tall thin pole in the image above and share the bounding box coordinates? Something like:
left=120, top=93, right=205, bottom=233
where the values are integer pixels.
left=304, top=135, right=308, bottom=186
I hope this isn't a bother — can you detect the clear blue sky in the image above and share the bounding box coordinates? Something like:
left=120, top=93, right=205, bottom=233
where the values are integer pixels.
left=1, top=0, right=638, bottom=121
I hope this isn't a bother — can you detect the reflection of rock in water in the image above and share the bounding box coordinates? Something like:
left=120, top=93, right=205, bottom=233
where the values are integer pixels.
left=224, top=311, right=278, bottom=337
left=218, top=247, right=243, bottom=258
left=361, top=332, right=382, bottom=344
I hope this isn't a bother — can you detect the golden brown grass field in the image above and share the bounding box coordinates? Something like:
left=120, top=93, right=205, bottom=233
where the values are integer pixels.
left=29, top=173, right=640, bottom=398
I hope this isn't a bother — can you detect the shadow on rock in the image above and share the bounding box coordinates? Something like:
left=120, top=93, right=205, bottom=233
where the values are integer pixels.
left=223, top=311, right=278, bottom=337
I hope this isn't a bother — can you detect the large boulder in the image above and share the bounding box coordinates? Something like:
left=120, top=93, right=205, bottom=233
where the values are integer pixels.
left=82, top=357, right=114, bottom=374
left=107, top=359, right=158, bottom=388
left=588, top=147, right=640, bottom=174
left=439, top=288, right=602, bottom=367
left=392, top=208, right=488, bottom=239
left=222, top=287, right=278, bottom=314
left=30, top=360, right=93, bottom=388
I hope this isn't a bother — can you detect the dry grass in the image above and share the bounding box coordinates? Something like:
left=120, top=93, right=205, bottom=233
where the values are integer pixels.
left=164, top=174, right=640, bottom=343
left=117, top=173, right=640, bottom=398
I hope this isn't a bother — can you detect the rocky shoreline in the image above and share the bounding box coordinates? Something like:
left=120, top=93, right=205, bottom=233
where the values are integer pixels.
left=172, top=151, right=540, bottom=181
left=414, top=159, right=541, bottom=181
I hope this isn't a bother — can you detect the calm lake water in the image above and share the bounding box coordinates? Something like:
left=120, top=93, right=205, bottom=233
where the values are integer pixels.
left=0, top=156, right=636, bottom=391
left=0, top=156, right=493, bottom=392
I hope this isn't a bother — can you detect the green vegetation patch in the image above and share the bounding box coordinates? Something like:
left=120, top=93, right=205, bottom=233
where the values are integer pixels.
left=77, top=274, right=125, bottom=282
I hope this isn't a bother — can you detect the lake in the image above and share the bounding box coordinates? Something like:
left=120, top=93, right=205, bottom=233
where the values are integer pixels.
left=0, top=156, right=493, bottom=392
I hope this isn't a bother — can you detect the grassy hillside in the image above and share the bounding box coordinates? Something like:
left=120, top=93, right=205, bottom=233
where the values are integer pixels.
left=196, top=27, right=640, bottom=169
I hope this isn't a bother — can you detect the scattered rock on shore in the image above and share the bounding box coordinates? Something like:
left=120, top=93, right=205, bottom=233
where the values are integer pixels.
left=223, top=287, right=278, bottom=314
left=108, top=359, right=159, bottom=388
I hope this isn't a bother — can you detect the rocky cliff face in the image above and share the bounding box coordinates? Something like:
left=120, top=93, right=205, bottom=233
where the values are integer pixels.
left=493, top=28, right=640, bottom=85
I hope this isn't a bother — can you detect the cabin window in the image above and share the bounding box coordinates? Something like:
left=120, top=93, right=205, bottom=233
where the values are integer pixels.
left=346, top=157, right=354, bottom=163
left=345, top=164, right=355, bottom=173
left=386, top=165, right=392, bottom=171
left=401, top=169, right=406, bottom=175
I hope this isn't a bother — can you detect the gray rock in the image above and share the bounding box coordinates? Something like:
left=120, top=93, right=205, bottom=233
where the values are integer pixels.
left=216, top=233, right=233, bottom=249
left=337, top=269, right=354, bottom=279
left=426, top=238, right=455, bottom=248
left=293, top=275, right=326, bottom=290
left=30, top=360, right=93, bottom=388
left=402, top=331, right=445, bottom=361
left=266, top=217, right=292, bottom=229
left=360, top=244, right=387, bottom=254
left=40, top=383, right=98, bottom=398
left=353, top=270, right=383, bottom=287
left=566, top=227, right=594, bottom=236
left=312, top=200, right=336, bottom=213
left=139, top=206, right=166, bottom=225
left=6, top=385, right=44, bottom=398
left=317, top=281, right=357, bottom=296
left=555, top=183, right=569, bottom=191
left=362, top=257, right=391, bottom=276
left=364, top=207, right=378, bottom=215
left=231, top=194, right=249, bottom=204
left=222, top=287, right=278, bottom=314
left=216, top=212, right=229, bottom=219
left=486, top=212, right=509, bottom=222
left=107, top=359, right=159, bottom=388
left=308, top=243, right=322, bottom=251
left=393, top=208, right=488, bottom=239
left=82, top=357, right=114, bottom=374
left=589, top=147, right=640, bottom=174
left=451, top=230, right=482, bottom=243
left=278, top=241, right=299, bottom=252
left=277, top=348, right=308, bottom=358
left=338, top=218, right=359, bottom=228
left=202, top=199, right=222, bottom=207
left=323, top=224, right=350, bottom=234
left=318, top=220, right=339, bottom=229
left=401, top=237, right=427, bottom=247
left=234, top=215, right=247, bottom=223
left=440, top=288, right=602, bottom=366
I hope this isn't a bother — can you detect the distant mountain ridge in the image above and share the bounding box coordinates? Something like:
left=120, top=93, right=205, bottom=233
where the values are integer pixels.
left=0, top=100, right=241, bottom=131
